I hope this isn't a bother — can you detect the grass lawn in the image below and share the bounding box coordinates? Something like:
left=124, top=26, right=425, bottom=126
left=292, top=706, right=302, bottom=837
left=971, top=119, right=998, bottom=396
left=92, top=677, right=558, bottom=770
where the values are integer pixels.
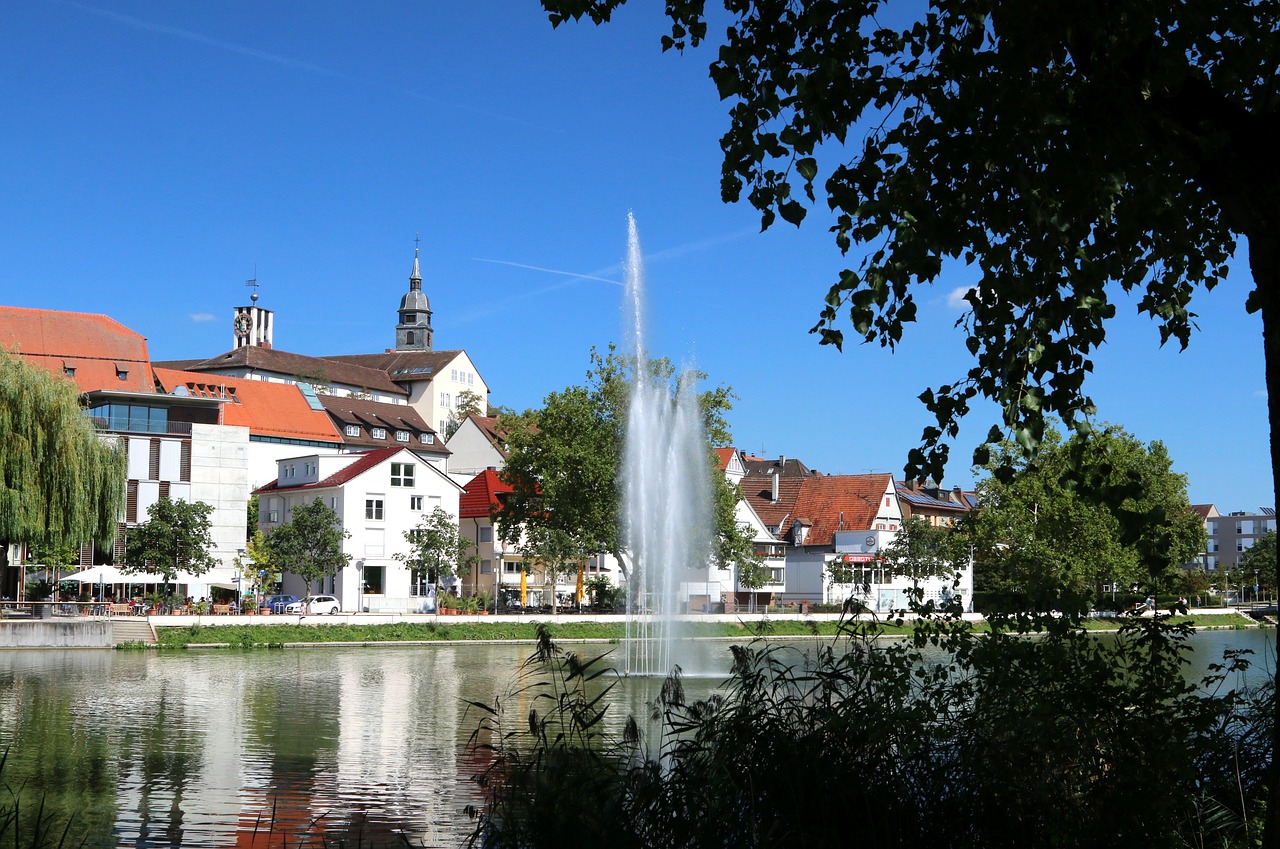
left=146, top=611, right=1259, bottom=649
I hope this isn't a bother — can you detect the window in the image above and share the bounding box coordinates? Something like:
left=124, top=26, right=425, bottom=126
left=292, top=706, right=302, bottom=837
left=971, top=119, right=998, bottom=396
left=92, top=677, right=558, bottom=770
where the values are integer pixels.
left=468, top=372, right=474, bottom=385
left=769, top=567, right=785, bottom=583
left=406, top=331, right=415, bottom=346
left=405, top=313, right=416, bottom=323
left=440, top=392, right=451, bottom=408
left=504, top=561, right=524, bottom=573
left=365, top=498, right=384, bottom=520
left=364, top=565, right=385, bottom=594
left=479, top=526, right=492, bottom=543
left=421, top=433, right=434, bottom=444
left=481, top=559, right=493, bottom=574
left=267, top=510, right=279, bottom=523
left=371, top=427, right=387, bottom=440
left=395, top=430, right=409, bottom=442
left=64, top=366, right=76, bottom=377
left=1238, top=541, right=1245, bottom=552
left=451, top=369, right=458, bottom=381
left=365, top=528, right=385, bottom=557
left=391, top=462, right=415, bottom=487
left=116, top=367, right=128, bottom=381
left=345, top=424, right=360, bottom=437
left=410, top=495, right=423, bottom=510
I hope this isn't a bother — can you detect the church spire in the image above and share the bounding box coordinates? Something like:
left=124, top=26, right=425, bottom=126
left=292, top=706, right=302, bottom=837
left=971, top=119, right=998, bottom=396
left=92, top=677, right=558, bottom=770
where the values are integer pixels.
left=410, top=233, right=422, bottom=291
left=396, top=234, right=432, bottom=352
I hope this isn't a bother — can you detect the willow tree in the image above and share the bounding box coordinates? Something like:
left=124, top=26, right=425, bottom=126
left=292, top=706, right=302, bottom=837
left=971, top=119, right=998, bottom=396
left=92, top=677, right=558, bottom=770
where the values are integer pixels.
left=0, top=352, right=125, bottom=559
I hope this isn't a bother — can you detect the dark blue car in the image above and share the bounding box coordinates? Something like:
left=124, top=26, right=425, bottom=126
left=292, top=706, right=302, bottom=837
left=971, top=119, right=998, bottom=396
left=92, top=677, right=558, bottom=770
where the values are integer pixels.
left=263, top=594, right=298, bottom=614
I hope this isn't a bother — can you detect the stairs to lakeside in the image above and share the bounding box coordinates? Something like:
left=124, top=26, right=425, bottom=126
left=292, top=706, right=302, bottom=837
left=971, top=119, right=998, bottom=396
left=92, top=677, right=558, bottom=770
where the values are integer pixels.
left=110, top=617, right=156, bottom=646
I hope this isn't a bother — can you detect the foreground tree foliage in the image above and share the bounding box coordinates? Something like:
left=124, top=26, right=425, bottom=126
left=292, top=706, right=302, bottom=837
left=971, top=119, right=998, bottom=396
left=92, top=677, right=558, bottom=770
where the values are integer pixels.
left=497, top=347, right=756, bottom=579
left=969, top=426, right=1205, bottom=605
left=0, top=352, right=125, bottom=555
left=469, top=621, right=1270, bottom=849
left=535, top=3, right=1279, bottom=839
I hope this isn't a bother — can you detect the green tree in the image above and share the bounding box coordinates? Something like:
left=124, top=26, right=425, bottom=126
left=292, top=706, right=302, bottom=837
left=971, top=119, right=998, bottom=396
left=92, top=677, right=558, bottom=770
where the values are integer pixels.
left=0, top=352, right=125, bottom=557
left=395, top=506, right=475, bottom=589
left=446, top=389, right=488, bottom=439
left=881, top=516, right=966, bottom=585
left=968, top=426, right=1205, bottom=607
left=123, top=498, right=218, bottom=587
left=518, top=524, right=586, bottom=614
left=497, top=346, right=750, bottom=580
left=538, top=6, right=1280, bottom=835
left=1240, top=531, right=1277, bottom=596
left=263, top=499, right=350, bottom=591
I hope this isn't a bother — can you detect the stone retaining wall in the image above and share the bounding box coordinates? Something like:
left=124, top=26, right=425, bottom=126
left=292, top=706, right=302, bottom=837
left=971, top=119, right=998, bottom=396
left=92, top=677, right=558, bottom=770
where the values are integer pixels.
left=0, top=620, right=112, bottom=648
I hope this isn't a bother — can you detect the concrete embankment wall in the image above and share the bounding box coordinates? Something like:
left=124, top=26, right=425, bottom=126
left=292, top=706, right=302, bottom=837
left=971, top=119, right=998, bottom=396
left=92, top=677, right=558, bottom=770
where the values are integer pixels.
left=0, top=620, right=112, bottom=648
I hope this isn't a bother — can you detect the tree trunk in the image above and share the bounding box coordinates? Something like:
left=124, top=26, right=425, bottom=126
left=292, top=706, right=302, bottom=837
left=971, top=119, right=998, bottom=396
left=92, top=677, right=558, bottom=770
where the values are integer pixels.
left=1250, top=233, right=1280, bottom=849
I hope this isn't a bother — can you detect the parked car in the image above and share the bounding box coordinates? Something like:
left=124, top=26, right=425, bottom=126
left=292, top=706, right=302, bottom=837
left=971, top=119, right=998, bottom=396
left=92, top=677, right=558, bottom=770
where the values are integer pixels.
left=263, top=594, right=299, bottom=613
left=285, top=595, right=341, bottom=615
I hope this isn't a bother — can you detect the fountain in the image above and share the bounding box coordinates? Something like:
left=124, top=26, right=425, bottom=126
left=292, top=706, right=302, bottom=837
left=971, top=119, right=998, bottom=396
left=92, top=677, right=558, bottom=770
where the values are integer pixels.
left=620, top=213, right=716, bottom=676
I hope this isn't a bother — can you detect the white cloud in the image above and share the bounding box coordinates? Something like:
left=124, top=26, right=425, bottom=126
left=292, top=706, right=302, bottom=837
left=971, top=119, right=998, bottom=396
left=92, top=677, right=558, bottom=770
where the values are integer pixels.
left=947, top=286, right=974, bottom=309
left=189, top=313, right=216, bottom=323
left=1253, top=389, right=1268, bottom=399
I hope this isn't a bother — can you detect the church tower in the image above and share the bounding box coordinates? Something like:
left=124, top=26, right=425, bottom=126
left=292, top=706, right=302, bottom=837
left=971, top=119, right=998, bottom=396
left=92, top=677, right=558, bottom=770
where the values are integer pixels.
left=233, top=277, right=274, bottom=349
left=396, top=241, right=433, bottom=351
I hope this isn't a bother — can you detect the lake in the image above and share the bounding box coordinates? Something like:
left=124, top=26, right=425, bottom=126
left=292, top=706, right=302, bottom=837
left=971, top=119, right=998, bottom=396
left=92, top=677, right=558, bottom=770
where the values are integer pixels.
left=0, top=629, right=1272, bottom=848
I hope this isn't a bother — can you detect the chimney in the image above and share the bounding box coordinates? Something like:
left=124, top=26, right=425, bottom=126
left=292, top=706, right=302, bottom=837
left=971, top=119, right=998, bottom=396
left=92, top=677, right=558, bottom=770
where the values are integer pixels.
left=779, top=454, right=786, bottom=468
left=771, top=470, right=780, bottom=504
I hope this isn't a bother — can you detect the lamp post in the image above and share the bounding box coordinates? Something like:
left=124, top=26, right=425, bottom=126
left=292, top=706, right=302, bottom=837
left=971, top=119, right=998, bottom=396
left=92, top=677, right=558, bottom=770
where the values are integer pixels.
left=235, top=549, right=246, bottom=610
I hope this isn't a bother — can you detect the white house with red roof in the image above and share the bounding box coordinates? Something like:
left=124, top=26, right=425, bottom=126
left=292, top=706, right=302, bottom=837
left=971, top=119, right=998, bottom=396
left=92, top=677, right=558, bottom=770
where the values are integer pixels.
left=255, top=445, right=465, bottom=613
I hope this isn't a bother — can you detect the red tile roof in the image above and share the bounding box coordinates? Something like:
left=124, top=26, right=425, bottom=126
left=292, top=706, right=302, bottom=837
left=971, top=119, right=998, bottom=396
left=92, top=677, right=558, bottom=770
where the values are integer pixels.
left=714, top=447, right=737, bottom=471
left=155, top=346, right=407, bottom=398
left=0, top=306, right=154, bottom=393
left=789, top=473, right=896, bottom=546
left=152, top=368, right=344, bottom=444
left=459, top=469, right=514, bottom=518
left=254, top=446, right=408, bottom=494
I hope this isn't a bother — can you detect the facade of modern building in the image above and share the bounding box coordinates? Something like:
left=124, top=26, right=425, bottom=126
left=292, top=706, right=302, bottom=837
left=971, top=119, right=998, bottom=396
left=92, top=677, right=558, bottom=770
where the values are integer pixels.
left=0, top=306, right=250, bottom=597
left=1190, top=504, right=1277, bottom=571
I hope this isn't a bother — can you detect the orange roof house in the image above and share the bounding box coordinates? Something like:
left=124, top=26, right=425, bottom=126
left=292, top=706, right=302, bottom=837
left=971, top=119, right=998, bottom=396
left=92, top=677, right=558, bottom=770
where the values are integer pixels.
left=0, top=305, right=154, bottom=393
left=152, top=368, right=344, bottom=445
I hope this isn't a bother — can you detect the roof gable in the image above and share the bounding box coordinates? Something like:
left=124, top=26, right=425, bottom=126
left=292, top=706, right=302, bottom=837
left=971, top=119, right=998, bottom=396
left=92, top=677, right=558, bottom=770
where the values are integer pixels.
left=790, top=474, right=897, bottom=546
left=460, top=469, right=514, bottom=518
left=0, top=306, right=154, bottom=393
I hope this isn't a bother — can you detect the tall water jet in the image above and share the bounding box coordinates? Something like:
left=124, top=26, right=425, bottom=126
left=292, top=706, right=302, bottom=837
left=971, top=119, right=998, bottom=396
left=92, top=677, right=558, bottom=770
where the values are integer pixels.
left=620, top=213, right=715, bottom=677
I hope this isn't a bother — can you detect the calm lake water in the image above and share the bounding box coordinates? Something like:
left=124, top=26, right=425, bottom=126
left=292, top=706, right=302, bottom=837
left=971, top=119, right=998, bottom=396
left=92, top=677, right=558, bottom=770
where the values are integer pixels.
left=0, top=630, right=1273, bottom=849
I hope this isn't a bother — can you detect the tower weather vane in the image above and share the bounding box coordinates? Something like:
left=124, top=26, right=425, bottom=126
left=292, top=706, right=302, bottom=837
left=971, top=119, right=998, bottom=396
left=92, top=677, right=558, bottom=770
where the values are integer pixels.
left=246, top=270, right=259, bottom=303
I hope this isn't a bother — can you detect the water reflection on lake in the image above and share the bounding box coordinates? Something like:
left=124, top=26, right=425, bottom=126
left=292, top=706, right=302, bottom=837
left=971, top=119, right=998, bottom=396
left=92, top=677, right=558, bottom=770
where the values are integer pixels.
left=0, top=629, right=1272, bottom=848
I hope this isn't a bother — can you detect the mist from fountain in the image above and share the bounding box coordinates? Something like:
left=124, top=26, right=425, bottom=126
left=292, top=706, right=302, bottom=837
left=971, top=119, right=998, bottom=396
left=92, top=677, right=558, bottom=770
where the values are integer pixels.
left=620, top=213, right=715, bottom=677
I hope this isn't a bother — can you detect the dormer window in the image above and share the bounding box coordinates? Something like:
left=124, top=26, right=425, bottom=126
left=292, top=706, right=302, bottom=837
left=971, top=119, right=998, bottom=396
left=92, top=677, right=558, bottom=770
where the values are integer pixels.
left=420, top=433, right=434, bottom=445
left=395, top=430, right=409, bottom=442
left=345, top=425, right=360, bottom=437
left=371, top=427, right=387, bottom=440
left=116, top=365, right=128, bottom=381
left=64, top=366, right=76, bottom=377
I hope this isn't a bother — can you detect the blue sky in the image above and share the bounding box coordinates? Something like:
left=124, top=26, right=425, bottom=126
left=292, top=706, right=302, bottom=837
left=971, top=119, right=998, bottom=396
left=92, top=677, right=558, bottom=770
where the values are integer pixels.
left=2, top=1, right=1271, bottom=512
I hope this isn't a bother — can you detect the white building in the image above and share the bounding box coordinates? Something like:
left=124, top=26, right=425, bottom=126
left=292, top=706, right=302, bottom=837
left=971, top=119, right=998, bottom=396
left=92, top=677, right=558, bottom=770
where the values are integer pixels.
left=256, top=445, right=465, bottom=613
